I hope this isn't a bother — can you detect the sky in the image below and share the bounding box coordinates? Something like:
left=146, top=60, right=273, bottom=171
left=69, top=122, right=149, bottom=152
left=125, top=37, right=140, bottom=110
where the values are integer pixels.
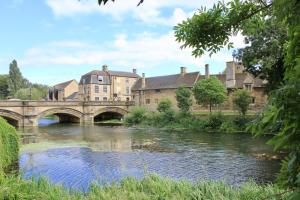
left=0, top=0, right=245, bottom=86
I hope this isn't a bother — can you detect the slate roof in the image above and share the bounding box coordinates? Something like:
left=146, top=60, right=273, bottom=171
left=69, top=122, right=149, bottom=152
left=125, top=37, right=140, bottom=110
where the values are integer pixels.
left=108, top=70, right=140, bottom=78
left=53, top=80, right=76, bottom=90
left=132, top=72, right=199, bottom=91
left=197, top=73, right=265, bottom=88
left=65, top=92, right=78, bottom=101
left=79, top=70, right=139, bottom=84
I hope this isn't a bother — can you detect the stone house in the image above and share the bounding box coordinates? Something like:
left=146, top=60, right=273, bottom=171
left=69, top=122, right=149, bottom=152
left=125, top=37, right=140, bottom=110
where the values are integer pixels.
left=132, top=62, right=267, bottom=111
left=78, top=65, right=139, bottom=101
left=131, top=67, right=199, bottom=111
left=48, top=79, right=79, bottom=101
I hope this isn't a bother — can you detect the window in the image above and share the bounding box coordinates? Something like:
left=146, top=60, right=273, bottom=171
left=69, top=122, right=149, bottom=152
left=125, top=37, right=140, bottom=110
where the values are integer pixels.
left=251, top=97, right=255, bottom=104
left=126, top=86, right=130, bottom=95
left=125, top=79, right=129, bottom=84
left=95, top=85, right=99, bottom=93
left=146, top=99, right=150, bottom=104
left=245, top=84, right=252, bottom=91
left=103, top=97, right=108, bottom=101
left=98, top=76, right=103, bottom=82
left=126, top=97, right=130, bottom=101
left=155, top=89, right=161, bottom=93
left=95, top=97, right=100, bottom=101
left=155, top=99, right=158, bottom=104
left=82, top=78, right=86, bottom=84
left=83, top=86, right=87, bottom=94
left=103, top=85, right=108, bottom=93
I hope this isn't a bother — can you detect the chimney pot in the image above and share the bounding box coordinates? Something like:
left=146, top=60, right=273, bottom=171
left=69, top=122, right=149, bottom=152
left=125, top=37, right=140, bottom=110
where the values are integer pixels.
left=102, top=65, right=108, bottom=72
left=205, top=64, right=210, bottom=78
left=142, top=73, right=146, bottom=88
left=133, top=69, right=137, bottom=74
left=180, top=67, right=187, bottom=75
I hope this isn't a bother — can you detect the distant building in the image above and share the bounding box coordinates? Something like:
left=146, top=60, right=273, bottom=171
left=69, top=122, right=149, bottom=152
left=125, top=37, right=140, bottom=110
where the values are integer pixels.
left=132, top=67, right=199, bottom=111
left=48, top=79, right=78, bottom=101
left=78, top=65, right=139, bottom=101
left=132, top=62, right=267, bottom=111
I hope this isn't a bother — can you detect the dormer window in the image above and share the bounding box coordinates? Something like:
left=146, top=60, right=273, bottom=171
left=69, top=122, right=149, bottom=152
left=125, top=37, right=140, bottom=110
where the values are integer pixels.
left=82, top=79, right=86, bottom=84
left=244, top=83, right=252, bottom=91
left=98, top=76, right=103, bottom=82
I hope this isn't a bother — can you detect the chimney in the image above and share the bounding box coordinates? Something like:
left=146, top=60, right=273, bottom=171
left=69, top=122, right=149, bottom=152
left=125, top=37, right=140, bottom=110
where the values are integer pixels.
left=142, top=73, right=146, bottom=88
left=225, top=61, right=236, bottom=88
left=180, top=67, right=187, bottom=75
left=102, top=65, right=108, bottom=72
left=205, top=64, right=210, bottom=78
left=133, top=69, right=137, bottom=74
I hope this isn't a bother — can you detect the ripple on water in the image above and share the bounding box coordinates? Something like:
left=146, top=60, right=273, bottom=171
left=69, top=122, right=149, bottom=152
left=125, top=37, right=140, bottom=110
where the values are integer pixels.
left=19, top=123, right=281, bottom=191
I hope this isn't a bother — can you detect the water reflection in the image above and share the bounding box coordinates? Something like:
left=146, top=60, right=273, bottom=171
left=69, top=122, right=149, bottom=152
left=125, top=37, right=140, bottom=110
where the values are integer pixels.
left=19, top=119, right=281, bottom=191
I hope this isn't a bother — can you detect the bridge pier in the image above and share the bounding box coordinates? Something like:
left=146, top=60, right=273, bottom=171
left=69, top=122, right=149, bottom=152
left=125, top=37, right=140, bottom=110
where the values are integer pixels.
left=23, top=116, right=39, bottom=127
left=82, top=114, right=94, bottom=125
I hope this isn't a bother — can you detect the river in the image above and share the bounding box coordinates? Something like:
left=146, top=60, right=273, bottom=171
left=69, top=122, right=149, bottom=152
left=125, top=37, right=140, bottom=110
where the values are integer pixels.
left=18, top=119, right=281, bottom=191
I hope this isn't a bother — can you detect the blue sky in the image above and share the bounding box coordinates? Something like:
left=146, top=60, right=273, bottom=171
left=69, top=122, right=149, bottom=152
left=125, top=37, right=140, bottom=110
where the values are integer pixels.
left=0, top=0, right=245, bottom=85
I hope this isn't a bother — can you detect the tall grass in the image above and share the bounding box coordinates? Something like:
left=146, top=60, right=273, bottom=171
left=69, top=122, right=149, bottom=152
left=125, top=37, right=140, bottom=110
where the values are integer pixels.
left=0, top=174, right=291, bottom=200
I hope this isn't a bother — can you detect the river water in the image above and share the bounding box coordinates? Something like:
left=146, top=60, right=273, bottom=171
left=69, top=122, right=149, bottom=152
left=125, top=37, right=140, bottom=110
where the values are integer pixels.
left=19, top=119, right=281, bottom=191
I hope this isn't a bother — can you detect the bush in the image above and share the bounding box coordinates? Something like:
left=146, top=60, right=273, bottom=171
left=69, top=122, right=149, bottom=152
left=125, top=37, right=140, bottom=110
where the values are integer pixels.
left=233, top=89, right=252, bottom=116
left=205, top=113, right=225, bottom=130
left=157, top=99, right=172, bottom=113
left=124, top=107, right=148, bottom=126
left=220, top=121, right=237, bottom=133
left=0, top=117, right=19, bottom=176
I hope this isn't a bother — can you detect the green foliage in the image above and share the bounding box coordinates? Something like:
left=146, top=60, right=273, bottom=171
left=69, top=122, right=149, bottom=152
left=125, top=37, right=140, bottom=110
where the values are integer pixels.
left=124, top=107, right=148, bottom=126
left=193, top=76, right=227, bottom=113
left=234, top=16, right=287, bottom=92
left=204, top=112, right=225, bottom=130
left=157, top=99, right=172, bottom=113
left=174, top=1, right=269, bottom=57
left=233, top=89, right=252, bottom=116
left=14, top=86, right=48, bottom=100
left=175, top=86, right=192, bottom=114
left=0, top=174, right=292, bottom=200
left=0, top=75, right=9, bottom=99
left=0, top=117, right=19, bottom=176
left=7, top=60, right=25, bottom=95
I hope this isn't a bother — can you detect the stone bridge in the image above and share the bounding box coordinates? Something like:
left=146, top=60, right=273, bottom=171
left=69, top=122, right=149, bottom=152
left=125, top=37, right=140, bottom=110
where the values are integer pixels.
left=0, top=101, right=134, bottom=127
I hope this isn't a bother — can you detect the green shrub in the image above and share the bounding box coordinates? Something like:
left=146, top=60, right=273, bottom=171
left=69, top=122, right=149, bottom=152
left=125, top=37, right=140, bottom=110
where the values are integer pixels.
left=157, top=99, right=172, bottom=113
left=0, top=117, right=19, bottom=176
left=220, top=121, right=237, bottom=133
left=205, top=113, right=225, bottom=130
left=124, top=107, right=148, bottom=126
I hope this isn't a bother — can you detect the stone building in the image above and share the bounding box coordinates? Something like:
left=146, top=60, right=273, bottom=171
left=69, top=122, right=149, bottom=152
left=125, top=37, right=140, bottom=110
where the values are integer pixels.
left=131, top=67, right=199, bottom=111
left=132, top=62, right=267, bottom=111
left=78, top=65, right=139, bottom=101
left=48, top=79, right=78, bottom=101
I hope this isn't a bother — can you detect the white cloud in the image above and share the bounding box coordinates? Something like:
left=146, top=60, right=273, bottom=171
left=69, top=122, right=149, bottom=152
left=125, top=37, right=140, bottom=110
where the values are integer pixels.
left=20, top=31, right=237, bottom=74
left=46, top=0, right=221, bottom=25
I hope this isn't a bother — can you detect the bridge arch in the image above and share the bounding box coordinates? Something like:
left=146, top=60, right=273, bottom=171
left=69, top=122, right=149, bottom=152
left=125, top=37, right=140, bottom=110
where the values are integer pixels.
left=0, top=109, right=23, bottom=127
left=37, top=108, right=84, bottom=124
left=93, top=107, right=129, bottom=122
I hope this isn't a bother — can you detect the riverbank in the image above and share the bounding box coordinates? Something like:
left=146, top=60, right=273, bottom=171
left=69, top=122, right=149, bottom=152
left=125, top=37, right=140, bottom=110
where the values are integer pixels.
left=0, top=117, right=292, bottom=199
left=124, top=107, right=254, bottom=133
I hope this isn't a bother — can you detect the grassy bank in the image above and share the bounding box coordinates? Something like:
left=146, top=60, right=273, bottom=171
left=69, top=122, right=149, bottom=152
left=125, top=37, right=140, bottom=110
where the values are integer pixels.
left=0, top=117, right=19, bottom=176
left=124, top=107, right=254, bottom=133
left=0, top=174, right=292, bottom=200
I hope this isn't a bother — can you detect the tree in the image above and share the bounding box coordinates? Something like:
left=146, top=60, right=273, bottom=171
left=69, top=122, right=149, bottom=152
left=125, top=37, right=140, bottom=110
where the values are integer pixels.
left=7, top=60, right=24, bottom=95
left=0, top=75, right=9, bottom=99
left=175, top=86, right=192, bottom=114
left=14, top=86, right=48, bottom=100
left=157, top=99, right=172, bottom=113
left=233, top=89, right=252, bottom=116
left=193, top=76, right=227, bottom=113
